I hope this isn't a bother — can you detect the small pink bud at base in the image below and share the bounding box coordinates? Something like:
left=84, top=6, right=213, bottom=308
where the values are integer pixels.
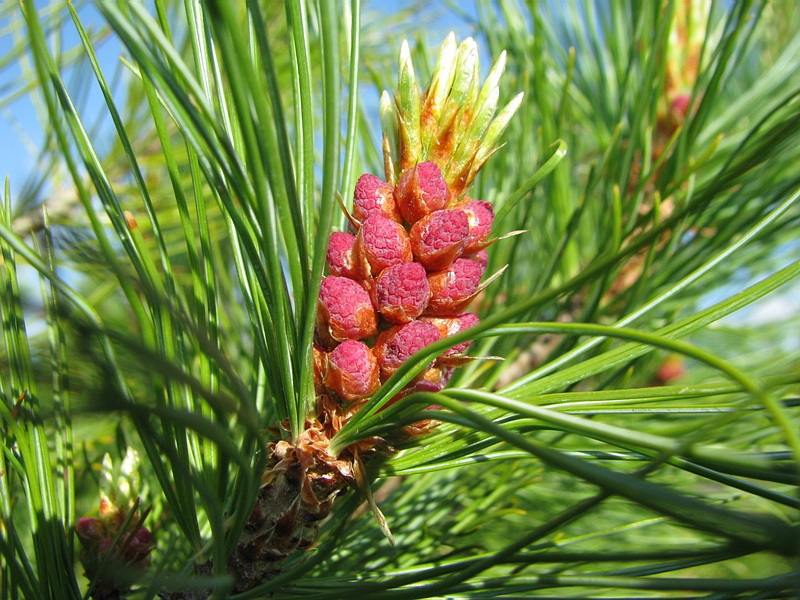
left=318, top=276, right=378, bottom=341
left=671, top=94, right=691, bottom=119
left=133, top=526, right=152, bottom=545
left=327, top=232, right=359, bottom=279
left=375, top=262, right=430, bottom=324
left=410, top=209, right=469, bottom=270
left=374, top=320, right=441, bottom=379
left=394, top=161, right=450, bottom=224
left=97, top=538, right=115, bottom=558
left=354, top=215, right=413, bottom=278
left=75, top=517, right=106, bottom=545
left=123, top=527, right=153, bottom=563
left=325, top=340, right=380, bottom=401
left=353, top=174, right=402, bottom=223
left=427, top=258, right=484, bottom=316
left=459, top=200, right=494, bottom=253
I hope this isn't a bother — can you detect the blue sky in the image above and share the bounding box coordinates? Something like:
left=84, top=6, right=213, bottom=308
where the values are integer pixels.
left=1, top=1, right=797, bottom=334
left=0, top=1, right=481, bottom=194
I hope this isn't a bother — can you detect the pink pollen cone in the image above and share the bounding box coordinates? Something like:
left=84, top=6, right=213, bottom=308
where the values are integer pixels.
left=427, top=258, right=484, bottom=316
left=460, top=200, right=494, bottom=253
left=75, top=517, right=106, bottom=544
left=353, top=174, right=402, bottom=223
left=375, top=262, right=430, bottom=324
left=374, top=320, right=441, bottom=379
left=327, top=232, right=359, bottom=279
left=318, top=276, right=378, bottom=341
left=463, top=248, right=488, bottom=270
left=410, top=209, right=469, bottom=270
left=423, top=312, right=480, bottom=356
left=325, top=339, right=380, bottom=401
left=354, top=215, right=412, bottom=278
left=394, top=161, right=450, bottom=224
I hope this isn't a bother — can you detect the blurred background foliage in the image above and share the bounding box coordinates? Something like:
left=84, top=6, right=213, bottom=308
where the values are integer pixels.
left=0, top=0, right=798, bottom=598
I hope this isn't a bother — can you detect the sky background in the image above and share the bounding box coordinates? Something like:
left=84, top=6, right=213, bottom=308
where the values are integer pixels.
left=0, top=0, right=797, bottom=334
left=0, top=1, right=484, bottom=192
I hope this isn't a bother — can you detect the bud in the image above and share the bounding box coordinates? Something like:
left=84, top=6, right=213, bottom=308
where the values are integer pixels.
left=354, top=215, right=413, bottom=278
left=327, top=232, right=359, bottom=279
left=394, top=162, right=450, bottom=224
left=375, top=262, right=430, bottom=324
left=427, top=258, right=484, bottom=316
left=99, top=495, right=125, bottom=531
left=420, top=32, right=458, bottom=146
left=459, top=200, right=494, bottom=253
left=374, top=320, right=441, bottom=379
left=318, top=276, right=378, bottom=341
left=397, top=40, right=422, bottom=170
left=671, top=93, right=691, bottom=119
left=123, top=527, right=153, bottom=564
left=352, top=174, right=402, bottom=223
left=75, top=517, right=106, bottom=545
left=325, top=340, right=380, bottom=401
left=409, top=209, right=469, bottom=270
left=96, top=538, right=116, bottom=559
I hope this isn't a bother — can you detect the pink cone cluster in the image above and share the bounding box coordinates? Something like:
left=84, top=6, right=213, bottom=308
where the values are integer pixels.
left=316, top=161, right=494, bottom=407
left=74, top=498, right=153, bottom=597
